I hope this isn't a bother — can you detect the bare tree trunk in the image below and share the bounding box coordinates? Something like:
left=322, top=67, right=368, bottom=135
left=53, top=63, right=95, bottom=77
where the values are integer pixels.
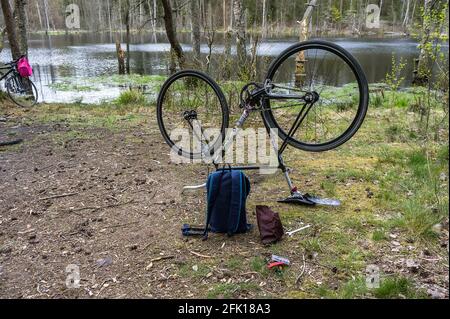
left=411, top=0, right=417, bottom=26
left=190, top=0, right=201, bottom=67
left=14, top=0, right=28, bottom=56
left=229, top=0, right=233, bottom=29
left=223, top=28, right=232, bottom=79
left=153, top=0, right=157, bottom=32
left=139, top=0, right=143, bottom=26
left=161, top=0, right=185, bottom=71
left=115, top=34, right=125, bottom=74
left=43, top=0, right=50, bottom=34
left=107, top=0, right=112, bottom=35
left=295, top=0, right=317, bottom=86
left=1, top=0, right=21, bottom=59
left=118, top=0, right=123, bottom=41
left=403, top=0, right=411, bottom=27
left=35, top=0, right=43, bottom=31
left=222, top=0, right=226, bottom=30
left=232, top=0, right=246, bottom=72
left=262, top=0, right=267, bottom=37
left=0, top=28, right=5, bottom=54
left=124, top=0, right=131, bottom=74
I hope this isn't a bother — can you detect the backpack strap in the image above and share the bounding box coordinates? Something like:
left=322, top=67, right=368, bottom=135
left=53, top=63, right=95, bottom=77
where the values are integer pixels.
left=227, top=170, right=244, bottom=236
left=203, top=170, right=225, bottom=240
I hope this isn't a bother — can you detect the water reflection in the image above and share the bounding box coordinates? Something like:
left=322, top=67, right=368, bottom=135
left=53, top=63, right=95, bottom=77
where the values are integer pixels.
left=0, top=32, right=447, bottom=104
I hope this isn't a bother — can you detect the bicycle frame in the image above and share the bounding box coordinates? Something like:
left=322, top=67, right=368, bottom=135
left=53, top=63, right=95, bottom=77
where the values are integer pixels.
left=0, top=66, right=14, bottom=82
left=182, top=82, right=340, bottom=206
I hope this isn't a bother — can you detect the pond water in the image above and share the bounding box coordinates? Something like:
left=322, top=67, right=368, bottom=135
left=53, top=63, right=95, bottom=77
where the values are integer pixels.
left=0, top=32, right=446, bottom=104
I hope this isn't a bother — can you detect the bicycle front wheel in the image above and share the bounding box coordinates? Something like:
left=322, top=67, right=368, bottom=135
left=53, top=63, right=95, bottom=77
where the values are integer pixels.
left=157, top=70, right=229, bottom=160
left=262, top=40, right=369, bottom=152
left=6, top=76, right=38, bottom=107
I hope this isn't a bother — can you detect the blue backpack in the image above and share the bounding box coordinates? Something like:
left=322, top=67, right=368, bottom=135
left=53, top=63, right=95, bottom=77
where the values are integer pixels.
left=203, top=170, right=251, bottom=239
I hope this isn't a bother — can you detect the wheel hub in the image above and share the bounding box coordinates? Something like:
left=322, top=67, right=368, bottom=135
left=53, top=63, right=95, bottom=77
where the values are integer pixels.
left=183, top=110, right=198, bottom=121
left=304, top=91, right=320, bottom=104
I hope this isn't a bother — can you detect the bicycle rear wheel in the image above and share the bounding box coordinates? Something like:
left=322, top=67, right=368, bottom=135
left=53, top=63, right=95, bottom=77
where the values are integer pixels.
left=262, top=40, right=369, bottom=152
left=157, top=70, right=229, bottom=160
left=6, top=75, right=38, bottom=107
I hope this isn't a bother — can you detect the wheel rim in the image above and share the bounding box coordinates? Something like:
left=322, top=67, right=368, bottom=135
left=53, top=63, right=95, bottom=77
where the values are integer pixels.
left=158, top=72, right=227, bottom=159
left=264, top=43, right=367, bottom=150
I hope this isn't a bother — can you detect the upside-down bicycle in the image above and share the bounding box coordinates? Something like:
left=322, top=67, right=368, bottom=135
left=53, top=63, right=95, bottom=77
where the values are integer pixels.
left=156, top=40, right=369, bottom=205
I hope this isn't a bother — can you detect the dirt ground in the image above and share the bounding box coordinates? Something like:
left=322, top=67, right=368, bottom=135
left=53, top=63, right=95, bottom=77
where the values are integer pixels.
left=0, top=101, right=448, bottom=299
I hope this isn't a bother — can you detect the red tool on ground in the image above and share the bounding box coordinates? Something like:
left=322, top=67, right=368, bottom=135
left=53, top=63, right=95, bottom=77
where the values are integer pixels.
left=267, top=261, right=288, bottom=270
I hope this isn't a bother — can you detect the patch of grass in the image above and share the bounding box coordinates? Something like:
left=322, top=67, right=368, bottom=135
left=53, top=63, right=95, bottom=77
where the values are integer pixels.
left=0, top=89, right=8, bottom=100
left=408, top=149, right=428, bottom=179
left=376, top=145, right=409, bottom=166
left=301, top=238, right=322, bottom=253
left=225, top=256, right=244, bottom=271
left=372, top=229, right=387, bottom=241
left=437, top=143, right=449, bottom=162
left=178, top=263, right=211, bottom=279
left=342, top=216, right=365, bottom=232
left=385, top=124, right=407, bottom=142
left=331, top=168, right=375, bottom=182
left=332, top=249, right=366, bottom=274
left=338, top=276, right=368, bottom=298
left=26, top=102, right=150, bottom=129
left=250, top=256, right=268, bottom=275
left=316, top=277, right=368, bottom=299
left=320, top=180, right=337, bottom=197
left=115, top=89, right=146, bottom=105
left=207, top=282, right=260, bottom=299
left=374, top=276, right=426, bottom=299
left=49, top=81, right=99, bottom=92
left=393, top=94, right=411, bottom=108
left=377, top=146, right=448, bottom=238
left=369, top=93, right=384, bottom=108
left=95, top=74, right=166, bottom=86
left=392, top=200, right=441, bottom=239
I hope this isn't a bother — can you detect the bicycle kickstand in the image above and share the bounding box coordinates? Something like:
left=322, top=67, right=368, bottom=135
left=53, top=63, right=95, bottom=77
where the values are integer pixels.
left=276, top=144, right=341, bottom=207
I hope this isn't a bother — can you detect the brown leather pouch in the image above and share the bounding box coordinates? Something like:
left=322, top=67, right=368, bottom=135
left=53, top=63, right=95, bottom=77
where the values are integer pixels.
left=256, top=205, right=284, bottom=244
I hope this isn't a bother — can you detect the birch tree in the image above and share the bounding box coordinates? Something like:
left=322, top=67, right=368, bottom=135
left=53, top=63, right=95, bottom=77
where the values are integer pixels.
left=190, top=0, right=201, bottom=67
left=232, top=0, right=246, bottom=73
left=262, top=0, right=267, bottom=37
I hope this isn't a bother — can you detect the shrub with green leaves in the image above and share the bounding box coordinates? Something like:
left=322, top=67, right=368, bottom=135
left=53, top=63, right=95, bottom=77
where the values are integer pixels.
left=115, top=89, right=146, bottom=105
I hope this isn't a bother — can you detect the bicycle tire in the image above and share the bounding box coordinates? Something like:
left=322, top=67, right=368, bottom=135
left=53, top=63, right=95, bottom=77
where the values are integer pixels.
left=261, top=40, right=369, bottom=152
left=157, top=70, right=229, bottom=160
left=6, top=76, right=38, bottom=108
